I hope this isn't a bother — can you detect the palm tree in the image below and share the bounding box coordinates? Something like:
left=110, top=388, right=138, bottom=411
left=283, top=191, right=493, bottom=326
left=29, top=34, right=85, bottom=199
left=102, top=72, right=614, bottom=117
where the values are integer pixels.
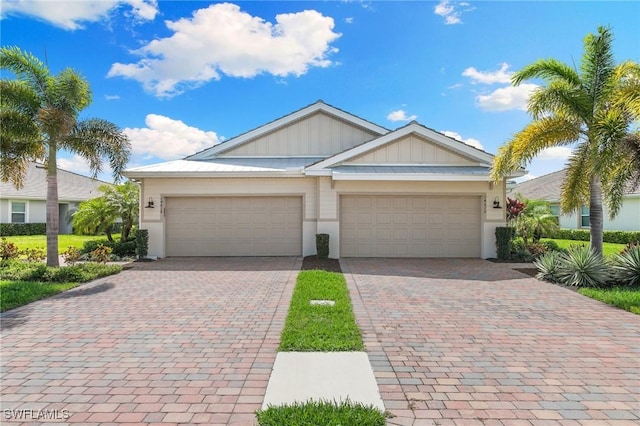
left=516, top=199, right=560, bottom=245
left=1, top=46, right=130, bottom=266
left=102, top=181, right=139, bottom=242
left=491, top=27, right=640, bottom=256
left=72, top=197, right=119, bottom=242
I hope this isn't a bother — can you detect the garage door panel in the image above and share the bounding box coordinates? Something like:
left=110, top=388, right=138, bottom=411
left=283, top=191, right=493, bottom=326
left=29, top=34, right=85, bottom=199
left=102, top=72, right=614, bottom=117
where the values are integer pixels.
left=165, top=196, right=302, bottom=256
left=341, top=195, right=480, bottom=258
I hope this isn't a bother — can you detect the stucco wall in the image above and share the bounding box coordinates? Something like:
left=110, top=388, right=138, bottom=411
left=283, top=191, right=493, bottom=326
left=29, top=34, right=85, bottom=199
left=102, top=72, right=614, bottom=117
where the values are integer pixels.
left=558, top=197, right=640, bottom=231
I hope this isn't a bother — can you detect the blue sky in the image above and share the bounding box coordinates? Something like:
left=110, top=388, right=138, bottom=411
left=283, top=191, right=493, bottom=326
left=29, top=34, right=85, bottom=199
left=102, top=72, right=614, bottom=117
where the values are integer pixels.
left=2, top=1, right=639, bottom=182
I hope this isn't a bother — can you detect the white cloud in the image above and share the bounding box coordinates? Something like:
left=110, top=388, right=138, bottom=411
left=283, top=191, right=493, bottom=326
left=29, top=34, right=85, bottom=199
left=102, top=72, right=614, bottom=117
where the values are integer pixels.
left=345, top=17, right=354, bottom=24
left=462, top=62, right=512, bottom=85
left=441, top=130, right=484, bottom=150
left=108, top=3, right=341, bottom=97
left=123, top=114, right=221, bottom=160
left=58, top=154, right=113, bottom=178
left=104, top=94, right=121, bottom=101
left=476, top=83, right=538, bottom=111
left=387, top=109, right=417, bottom=122
left=0, top=0, right=158, bottom=30
left=434, top=1, right=474, bottom=25
left=536, top=146, right=572, bottom=160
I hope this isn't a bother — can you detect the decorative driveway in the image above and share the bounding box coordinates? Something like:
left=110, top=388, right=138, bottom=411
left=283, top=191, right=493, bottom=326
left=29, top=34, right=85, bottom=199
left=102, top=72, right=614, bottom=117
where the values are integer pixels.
left=343, top=258, right=640, bottom=426
left=1, top=257, right=299, bottom=425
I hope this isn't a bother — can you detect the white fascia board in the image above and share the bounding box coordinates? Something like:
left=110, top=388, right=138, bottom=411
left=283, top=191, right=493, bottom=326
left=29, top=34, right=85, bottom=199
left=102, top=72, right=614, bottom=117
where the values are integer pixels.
left=331, top=172, right=491, bottom=182
left=188, top=102, right=388, bottom=160
left=307, top=123, right=494, bottom=172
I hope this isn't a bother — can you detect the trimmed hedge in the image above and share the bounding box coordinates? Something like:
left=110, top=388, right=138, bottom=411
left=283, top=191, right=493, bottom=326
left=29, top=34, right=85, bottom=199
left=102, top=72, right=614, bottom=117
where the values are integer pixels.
left=546, top=229, right=640, bottom=244
left=81, top=238, right=136, bottom=257
left=0, top=223, right=46, bottom=236
left=495, top=227, right=515, bottom=260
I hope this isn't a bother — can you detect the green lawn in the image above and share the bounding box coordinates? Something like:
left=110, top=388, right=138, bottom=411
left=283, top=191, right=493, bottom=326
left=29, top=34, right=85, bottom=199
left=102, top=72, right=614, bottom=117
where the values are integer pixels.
left=256, top=400, right=386, bottom=426
left=0, top=280, right=80, bottom=312
left=279, top=270, right=364, bottom=352
left=541, top=238, right=627, bottom=257
left=3, top=234, right=119, bottom=254
left=578, top=287, right=640, bottom=315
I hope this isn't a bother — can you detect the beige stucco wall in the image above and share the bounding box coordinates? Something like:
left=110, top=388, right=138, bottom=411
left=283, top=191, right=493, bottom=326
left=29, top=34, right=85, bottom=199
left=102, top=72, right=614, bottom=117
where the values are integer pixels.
left=220, top=112, right=379, bottom=157
left=348, top=134, right=475, bottom=165
left=139, top=176, right=506, bottom=259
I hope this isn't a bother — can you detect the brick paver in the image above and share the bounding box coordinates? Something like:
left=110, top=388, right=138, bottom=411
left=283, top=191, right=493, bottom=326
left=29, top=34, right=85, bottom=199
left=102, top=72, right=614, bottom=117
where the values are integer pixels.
left=343, top=258, right=640, bottom=426
left=1, top=257, right=299, bottom=425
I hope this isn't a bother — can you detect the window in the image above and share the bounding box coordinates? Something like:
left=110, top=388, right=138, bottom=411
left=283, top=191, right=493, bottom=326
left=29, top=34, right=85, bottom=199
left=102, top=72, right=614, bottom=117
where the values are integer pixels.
left=580, top=205, right=589, bottom=227
left=549, top=204, right=560, bottom=224
left=11, top=201, right=26, bottom=223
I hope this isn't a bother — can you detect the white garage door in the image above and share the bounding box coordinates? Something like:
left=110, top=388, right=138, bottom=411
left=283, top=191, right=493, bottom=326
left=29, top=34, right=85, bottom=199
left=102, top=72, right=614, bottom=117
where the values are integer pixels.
left=165, top=196, right=302, bottom=256
left=340, top=195, right=481, bottom=257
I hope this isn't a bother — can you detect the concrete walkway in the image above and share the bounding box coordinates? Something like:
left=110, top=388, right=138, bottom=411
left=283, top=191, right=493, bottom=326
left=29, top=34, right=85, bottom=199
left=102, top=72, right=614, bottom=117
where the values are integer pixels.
left=343, top=258, right=640, bottom=426
left=1, top=257, right=300, bottom=425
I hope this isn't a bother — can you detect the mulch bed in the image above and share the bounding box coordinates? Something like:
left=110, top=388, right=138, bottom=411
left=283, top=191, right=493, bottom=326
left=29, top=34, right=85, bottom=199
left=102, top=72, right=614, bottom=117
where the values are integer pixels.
left=301, top=255, right=342, bottom=273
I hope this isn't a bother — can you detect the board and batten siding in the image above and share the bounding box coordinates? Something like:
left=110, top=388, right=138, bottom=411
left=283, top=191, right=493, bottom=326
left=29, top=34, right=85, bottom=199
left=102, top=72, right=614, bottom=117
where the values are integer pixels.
left=220, top=112, right=379, bottom=157
left=347, top=134, right=476, bottom=165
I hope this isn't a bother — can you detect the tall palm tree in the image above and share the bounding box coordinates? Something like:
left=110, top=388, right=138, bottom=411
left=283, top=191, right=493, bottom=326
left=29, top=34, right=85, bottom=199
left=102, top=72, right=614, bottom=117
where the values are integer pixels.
left=491, top=27, right=640, bottom=256
left=1, top=46, right=131, bottom=266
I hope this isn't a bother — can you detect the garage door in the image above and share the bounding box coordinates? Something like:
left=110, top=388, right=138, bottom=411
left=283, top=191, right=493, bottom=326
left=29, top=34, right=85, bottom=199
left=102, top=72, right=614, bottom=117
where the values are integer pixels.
left=165, top=196, right=302, bottom=256
left=340, top=195, right=480, bottom=257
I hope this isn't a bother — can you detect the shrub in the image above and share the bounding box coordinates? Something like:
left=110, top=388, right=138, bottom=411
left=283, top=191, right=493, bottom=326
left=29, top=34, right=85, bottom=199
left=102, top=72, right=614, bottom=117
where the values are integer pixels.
left=0, top=223, right=46, bottom=236
left=316, top=233, right=330, bottom=259
left=612, top=245, right=640, bottom=287
left=81, top=239, right=110, bottom=254
left=556, top=246, right=609, bottom=287
left=0, top=237, right=20, bottom=260
left=0, top=260, right=121, bottom=283
left=61, top=247, right=82, bottom=266
left=47, top=265, right=90, bottom=283
left=495, top=227, right=515, bottom=260
left=112, top=240, right=136, bottom=257
left=526, top=242, right=548, bottom=259
left=546, top=229, right=640, bottom=244
left=135, top=229, right=149, bottom=259
left=534, top=251, right=561, bottom=283
left=541, top=240, right=561, bottom=252
left=90, top=245, right=112, bottom=263
left=21, top=248, right=46, bottom=262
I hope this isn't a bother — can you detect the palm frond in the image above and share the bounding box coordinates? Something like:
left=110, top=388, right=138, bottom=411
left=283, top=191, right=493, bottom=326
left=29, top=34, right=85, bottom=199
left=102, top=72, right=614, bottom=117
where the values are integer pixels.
left=0, top=80, right=40, bottom=116
left=512, top=58, right=581, bottom=87
left=561, top=143, right=591, bottom=213
left=48, top=68, right=92, bottom=113
left=0, top=46, right=50, bottom=96
left=0, top=110, right=44, bottom=188
left=580, top=26, right=616, bottom=109
left=526, top=81, right=591, bottom=121
left=612, top=61, right=640, bottom=118
left=63, top=118, right=131, bottom=181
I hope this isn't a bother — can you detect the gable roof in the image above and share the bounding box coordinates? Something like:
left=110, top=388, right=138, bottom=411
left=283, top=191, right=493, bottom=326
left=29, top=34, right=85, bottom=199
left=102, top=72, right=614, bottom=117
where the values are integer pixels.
left=0, top=162, right=108, bottom=202
left=187, top=100, right=389, bottom=160
left=306, top=121, right=495, bottom=173
left=512, top=169, right=640, bottom=201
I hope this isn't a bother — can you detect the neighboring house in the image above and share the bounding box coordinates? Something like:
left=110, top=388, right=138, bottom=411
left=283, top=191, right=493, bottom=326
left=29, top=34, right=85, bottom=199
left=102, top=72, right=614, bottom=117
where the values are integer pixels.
left=0, top=162, right=107, bottom=234
left=511, top=169, right=640, bottom=231
left=125, top=101, right=518, bottom=259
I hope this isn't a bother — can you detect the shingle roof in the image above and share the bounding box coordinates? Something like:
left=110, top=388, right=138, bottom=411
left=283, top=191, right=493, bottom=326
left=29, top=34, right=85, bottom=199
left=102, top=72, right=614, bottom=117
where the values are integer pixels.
left=512, top=169, right=640, bottom=201
left=0, top=163, right=108, bottom=202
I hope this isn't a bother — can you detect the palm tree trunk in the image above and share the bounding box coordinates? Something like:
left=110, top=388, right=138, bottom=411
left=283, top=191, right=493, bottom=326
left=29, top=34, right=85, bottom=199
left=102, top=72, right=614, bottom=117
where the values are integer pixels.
left=589, top=175, right=604, bottom=256
left=46, top=146, right=60, bottom=267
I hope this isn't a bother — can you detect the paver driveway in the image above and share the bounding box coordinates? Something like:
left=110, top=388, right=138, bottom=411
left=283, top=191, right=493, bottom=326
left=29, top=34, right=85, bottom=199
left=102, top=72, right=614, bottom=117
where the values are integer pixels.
left=343, top=258, right=640, bottom=426
left=1, top=257, right=299, bottom=425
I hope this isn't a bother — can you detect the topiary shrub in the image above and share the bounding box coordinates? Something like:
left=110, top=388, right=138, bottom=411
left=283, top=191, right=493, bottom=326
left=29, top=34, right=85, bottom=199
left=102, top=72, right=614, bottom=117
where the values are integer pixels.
left=495, top=227, right=515, bottom=260
left=556, top=246, right=609, bottom=287
left=316, top=234, right=330, bottom=259
left=135, top=229, right=149, bottom=259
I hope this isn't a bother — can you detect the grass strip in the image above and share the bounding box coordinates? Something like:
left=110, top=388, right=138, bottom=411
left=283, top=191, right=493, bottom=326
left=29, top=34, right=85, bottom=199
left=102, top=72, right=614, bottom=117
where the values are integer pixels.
left=279, top=270, right=364, bottom=352
left=3, top=234, right=121, bottom=254
left=578, top=286, right=640, bottom=314
left=541, top=238, right=627, bottom=257
left=1, top=281, right=80, bottom=312
left=256, top=399, right=386, bottom=426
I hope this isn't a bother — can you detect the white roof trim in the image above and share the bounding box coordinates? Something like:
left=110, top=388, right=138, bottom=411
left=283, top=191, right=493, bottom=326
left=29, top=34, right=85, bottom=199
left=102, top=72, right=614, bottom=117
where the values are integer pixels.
left=124, top=170, right=305, bottom=179
left=306, top=123, right=494, bottom=171
left=187, top=101, right=389, bottom=160
left=330, top=171, right=492, bottom=182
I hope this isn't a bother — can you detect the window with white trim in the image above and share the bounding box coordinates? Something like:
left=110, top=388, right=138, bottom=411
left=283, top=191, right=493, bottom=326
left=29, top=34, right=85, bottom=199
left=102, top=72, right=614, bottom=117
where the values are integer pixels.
left=10, top=201, right=26, bottom=223
left=580, top=205, right=589, bottom=228
left=549, top=204, right=560, bottom=224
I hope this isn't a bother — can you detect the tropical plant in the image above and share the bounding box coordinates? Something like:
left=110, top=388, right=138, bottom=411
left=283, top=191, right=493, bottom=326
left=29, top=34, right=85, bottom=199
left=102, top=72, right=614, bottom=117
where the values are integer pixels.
left=102, top=181, right=139, bottom=241
left=72, top=197, right=118, bottom=241
left=90, top=244, right=112, bottom=263
left=0, top=46, right=130, bottom=267
left=490, top=27, right=640, bottom=256
left=612, top=245, right=640, bottom=286
left=0, top=237, right=20, bottom=260
left=534, top=251, right=562, bottom=283
left=61, top=246, right=82, bottom=266
left=506, top=197, right=526, bottom=225
left=556, top=246, right=609, bottom=287
left=516, top=199, right=560, bottom=244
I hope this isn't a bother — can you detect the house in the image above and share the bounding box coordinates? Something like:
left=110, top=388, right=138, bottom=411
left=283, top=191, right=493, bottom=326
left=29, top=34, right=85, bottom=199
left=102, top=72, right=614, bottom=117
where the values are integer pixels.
left=125, top=101, right=517, bottom=259
left=511, top=169, right=640, bottom=231
left=0, top=162, right=107, bottom=234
